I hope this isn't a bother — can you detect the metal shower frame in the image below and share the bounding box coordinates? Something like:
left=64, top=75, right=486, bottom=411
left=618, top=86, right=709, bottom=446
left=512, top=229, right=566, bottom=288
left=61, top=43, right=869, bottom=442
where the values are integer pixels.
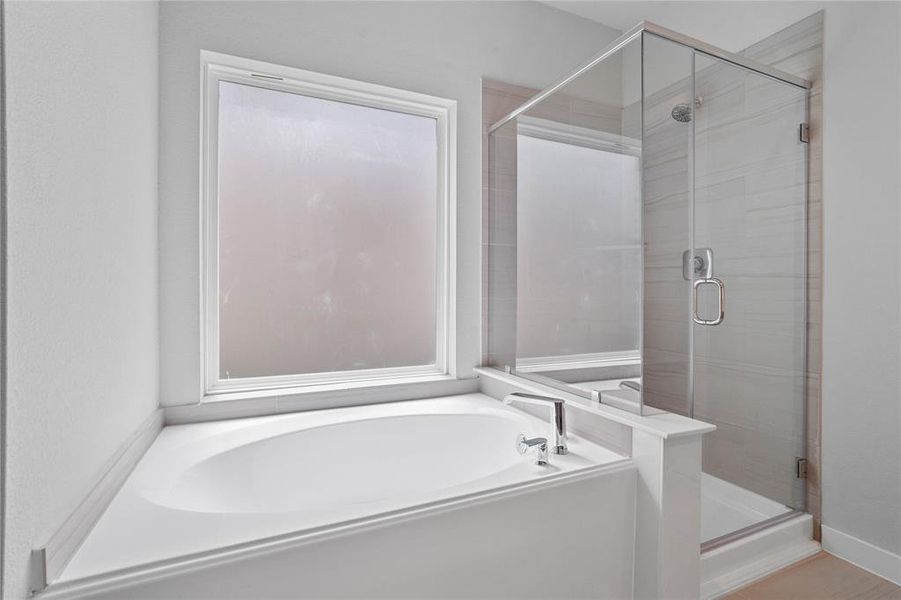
left=487, top=20, right=811, bottom=134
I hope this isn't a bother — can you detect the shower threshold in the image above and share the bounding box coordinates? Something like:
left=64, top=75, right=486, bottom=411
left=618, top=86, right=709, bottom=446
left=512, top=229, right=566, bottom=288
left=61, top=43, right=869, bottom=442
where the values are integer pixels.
left=703, top=510, right=804, bottom=553
left=700, top=474, right=819, bottom=598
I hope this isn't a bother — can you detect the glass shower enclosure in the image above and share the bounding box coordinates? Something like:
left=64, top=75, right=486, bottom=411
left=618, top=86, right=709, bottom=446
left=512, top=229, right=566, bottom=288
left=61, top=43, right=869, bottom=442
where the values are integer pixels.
left=485, top=22, right=810, bottom=547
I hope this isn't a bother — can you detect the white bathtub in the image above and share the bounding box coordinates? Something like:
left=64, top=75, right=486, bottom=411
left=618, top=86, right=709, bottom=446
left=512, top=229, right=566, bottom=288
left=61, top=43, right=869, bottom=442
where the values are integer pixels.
left=52, top=393, right=637, bottom=599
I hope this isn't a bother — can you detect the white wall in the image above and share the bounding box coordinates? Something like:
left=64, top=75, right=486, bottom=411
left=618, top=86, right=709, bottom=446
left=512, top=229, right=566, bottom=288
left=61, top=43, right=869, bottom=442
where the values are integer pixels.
left=2, top=2, right=160, bottom=598
left=547, top=0, right=901, bottom=574
left=820, top=1, right=901, bottom=565
left=158, top=0, right=620, bottom=406
left=545, top=0, right=828, bottom=52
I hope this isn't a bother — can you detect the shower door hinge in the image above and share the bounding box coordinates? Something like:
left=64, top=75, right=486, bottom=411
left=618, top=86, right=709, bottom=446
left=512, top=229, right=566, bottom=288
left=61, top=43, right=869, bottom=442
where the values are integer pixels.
left=796, top=457, right=809, bottom=479
left=799, top=123, right=810, bottom=143
left=30, top=548, right=48, bottom=594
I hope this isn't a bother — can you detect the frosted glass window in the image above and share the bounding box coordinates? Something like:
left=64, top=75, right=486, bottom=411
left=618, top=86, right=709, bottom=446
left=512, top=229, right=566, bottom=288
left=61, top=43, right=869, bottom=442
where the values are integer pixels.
left=216, top=81, right=439, bottom=380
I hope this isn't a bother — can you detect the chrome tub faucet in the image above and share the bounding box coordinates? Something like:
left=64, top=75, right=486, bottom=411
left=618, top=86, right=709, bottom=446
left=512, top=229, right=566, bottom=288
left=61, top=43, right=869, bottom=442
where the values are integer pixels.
left=503, top=392, right=568, bottom=455
left=516, top=434, right=549, bottom=466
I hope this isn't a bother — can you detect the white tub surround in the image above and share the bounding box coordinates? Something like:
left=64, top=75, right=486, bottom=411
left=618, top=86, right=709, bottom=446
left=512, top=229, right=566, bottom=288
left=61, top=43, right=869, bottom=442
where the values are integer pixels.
left=477, top=368, right=715, bottom=600
left=48, top=467, right=636, bottom=600
left=48, top=394, right=636, bottom=599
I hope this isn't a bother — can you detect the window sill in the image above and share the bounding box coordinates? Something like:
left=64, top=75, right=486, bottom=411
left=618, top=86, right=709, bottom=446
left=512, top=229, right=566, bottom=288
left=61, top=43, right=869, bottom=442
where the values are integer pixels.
left=205, top=372, right=459, bottom=403
left=165, top=374, right=479, bottom=425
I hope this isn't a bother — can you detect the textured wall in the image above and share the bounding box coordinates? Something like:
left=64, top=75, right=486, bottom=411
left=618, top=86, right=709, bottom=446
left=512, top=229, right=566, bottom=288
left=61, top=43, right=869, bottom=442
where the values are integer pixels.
left=2, top=2, right=160, bottom=597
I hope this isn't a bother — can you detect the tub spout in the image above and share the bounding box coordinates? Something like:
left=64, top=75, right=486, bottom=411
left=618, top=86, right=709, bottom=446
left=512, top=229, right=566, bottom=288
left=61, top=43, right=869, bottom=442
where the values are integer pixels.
left=503, top=392, right=567, bottom=455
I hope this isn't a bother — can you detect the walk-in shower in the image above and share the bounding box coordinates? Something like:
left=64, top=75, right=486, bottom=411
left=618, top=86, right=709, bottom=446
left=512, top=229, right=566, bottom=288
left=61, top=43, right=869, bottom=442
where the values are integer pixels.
left=484, top=21, right=810, bottom=554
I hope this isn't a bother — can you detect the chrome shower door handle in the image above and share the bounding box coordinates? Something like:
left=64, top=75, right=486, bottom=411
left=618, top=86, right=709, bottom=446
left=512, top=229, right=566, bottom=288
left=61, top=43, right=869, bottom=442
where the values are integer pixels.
left=693, top=277, right=725, bottom=326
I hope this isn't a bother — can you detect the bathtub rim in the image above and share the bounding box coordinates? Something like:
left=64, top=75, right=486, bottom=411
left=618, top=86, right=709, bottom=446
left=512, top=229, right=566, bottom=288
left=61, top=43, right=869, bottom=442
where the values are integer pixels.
left=43, top=459, right=633, bottom=600
left=144, top=402, right=558, bottom=516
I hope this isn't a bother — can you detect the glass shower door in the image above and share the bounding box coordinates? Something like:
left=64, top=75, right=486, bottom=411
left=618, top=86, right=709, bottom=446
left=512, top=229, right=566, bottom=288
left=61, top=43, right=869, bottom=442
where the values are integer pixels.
left=691, top=53, right=809, bottom=543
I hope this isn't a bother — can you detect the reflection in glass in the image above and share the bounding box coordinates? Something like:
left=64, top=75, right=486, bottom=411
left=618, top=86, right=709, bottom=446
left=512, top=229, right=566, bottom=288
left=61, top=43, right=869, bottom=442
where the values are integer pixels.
left=513, top=36, right=644, bottom=400
left=516, top=128, right=640, bottom=363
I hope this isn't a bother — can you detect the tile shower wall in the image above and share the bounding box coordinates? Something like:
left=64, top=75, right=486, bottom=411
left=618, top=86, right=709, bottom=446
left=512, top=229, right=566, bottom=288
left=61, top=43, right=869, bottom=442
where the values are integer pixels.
left=732, top=11, right=822, bottom=534
left=692, top=60, right=808, bottom=515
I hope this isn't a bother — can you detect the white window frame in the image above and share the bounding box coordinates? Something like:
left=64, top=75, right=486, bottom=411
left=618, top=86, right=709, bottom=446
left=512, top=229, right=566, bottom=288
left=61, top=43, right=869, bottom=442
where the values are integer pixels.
left=200, top=51, right=457, bottom=398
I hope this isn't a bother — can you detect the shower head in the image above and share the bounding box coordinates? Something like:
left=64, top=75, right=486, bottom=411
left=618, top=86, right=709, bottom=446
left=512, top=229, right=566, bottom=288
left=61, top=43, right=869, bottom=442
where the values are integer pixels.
left=671, top=103, right=693, bottom=123
left=670, top=97, right=703, bottom=123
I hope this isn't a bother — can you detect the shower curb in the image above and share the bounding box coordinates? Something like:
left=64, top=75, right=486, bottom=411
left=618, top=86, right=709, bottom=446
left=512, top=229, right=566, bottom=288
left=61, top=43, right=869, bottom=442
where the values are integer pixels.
left=701, top=513, right=820, bottom=599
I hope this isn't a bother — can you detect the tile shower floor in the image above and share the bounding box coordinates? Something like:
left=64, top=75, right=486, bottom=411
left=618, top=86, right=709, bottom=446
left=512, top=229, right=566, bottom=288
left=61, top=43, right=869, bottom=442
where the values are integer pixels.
left=701, top=472, right=790, bottom=543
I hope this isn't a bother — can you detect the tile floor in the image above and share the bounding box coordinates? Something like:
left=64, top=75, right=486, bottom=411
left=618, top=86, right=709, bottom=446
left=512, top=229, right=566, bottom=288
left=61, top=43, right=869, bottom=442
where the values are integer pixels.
left=727, top=552, right=901, bottom=599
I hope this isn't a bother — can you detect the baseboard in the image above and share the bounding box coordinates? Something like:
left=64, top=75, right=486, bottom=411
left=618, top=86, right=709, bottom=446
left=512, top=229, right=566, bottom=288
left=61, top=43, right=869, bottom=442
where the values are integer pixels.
left=822, top=525, right=901, bottom=585
left=31, top=409, right=164, bottom=592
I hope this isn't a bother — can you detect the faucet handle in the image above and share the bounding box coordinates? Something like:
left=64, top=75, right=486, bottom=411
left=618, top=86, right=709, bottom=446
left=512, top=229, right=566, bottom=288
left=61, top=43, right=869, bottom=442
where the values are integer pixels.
left=516, top=434, right=549, bottom=466
left=504, top=393, right=568, bottom=456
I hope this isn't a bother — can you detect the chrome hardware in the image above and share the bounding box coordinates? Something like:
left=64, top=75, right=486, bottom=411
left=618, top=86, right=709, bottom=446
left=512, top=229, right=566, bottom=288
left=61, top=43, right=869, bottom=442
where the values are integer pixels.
left=796, top=457, right=808, bottom=479
left=516, top=434, right=549, bottom=466
left=504, top=392, right=568, bottom=455
left=683, top=248, right=714, bottom=280
left=30, top=548, right=48, bottom=594
left=619, top=380, right=641, bottom=392
left=692, top=277, right=725, bottom=326
left=799, top=123, right=810, bottom=143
